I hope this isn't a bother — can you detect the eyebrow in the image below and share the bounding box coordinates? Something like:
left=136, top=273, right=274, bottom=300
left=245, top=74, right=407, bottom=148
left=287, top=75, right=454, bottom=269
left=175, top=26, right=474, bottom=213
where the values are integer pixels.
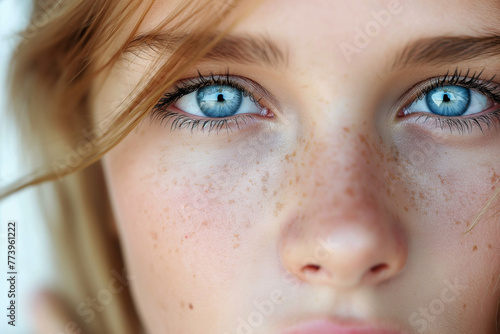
left=126, top=32, right=500, bottom=71
left=392, top=35, right=500, bottom=70
left=124, top=32, right=288, bottom=67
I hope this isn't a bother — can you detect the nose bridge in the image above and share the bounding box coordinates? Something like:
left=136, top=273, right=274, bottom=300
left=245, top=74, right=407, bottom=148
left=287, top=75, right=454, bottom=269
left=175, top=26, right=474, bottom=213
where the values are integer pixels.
left=279, top=125, right=407, bottom=289
left=300, top=125, right=385, bottom=210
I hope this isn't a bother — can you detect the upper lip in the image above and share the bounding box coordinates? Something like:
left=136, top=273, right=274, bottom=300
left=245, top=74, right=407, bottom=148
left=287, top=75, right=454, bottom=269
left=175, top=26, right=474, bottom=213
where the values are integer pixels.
left=280, top=318, right=407, bottom=334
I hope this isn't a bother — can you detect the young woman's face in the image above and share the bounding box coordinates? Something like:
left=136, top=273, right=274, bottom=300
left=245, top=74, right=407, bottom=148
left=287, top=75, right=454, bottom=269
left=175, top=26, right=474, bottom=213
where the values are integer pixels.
left=94, top=0, right=500, bottom=333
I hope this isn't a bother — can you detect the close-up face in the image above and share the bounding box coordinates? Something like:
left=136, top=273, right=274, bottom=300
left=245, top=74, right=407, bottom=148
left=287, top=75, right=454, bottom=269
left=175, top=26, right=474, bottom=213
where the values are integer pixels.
left=93, top=0, right=500, bottom=333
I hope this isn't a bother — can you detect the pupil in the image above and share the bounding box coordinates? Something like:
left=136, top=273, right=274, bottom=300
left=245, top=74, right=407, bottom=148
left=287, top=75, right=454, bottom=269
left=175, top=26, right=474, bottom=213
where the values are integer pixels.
left=443, top=94, right=451, bottom=102
left=217, top=94, right=225, bottom=102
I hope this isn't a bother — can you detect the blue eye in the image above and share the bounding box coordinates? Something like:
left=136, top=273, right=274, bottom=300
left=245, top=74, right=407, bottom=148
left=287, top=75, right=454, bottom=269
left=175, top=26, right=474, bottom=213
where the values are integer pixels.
left=425, top=86, right=470, bottom=116
left=404, top=85, right=492, bottom=117
left=174, top=84, right=264, bottom=118
left=197, top=85, right=242, bottom=117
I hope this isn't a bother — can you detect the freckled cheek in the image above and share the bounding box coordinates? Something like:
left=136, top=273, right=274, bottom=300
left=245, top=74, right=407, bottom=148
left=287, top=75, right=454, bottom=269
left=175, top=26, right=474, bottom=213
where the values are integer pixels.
left=392, top=134, right=500, bottom=227
left=105, top=125, right=291, bottom=283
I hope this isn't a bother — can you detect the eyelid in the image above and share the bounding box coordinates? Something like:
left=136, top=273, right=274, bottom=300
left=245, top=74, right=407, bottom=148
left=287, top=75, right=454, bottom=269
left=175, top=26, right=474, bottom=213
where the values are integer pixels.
left=394, top=70, right=500, bottom=118
left=161, top=73, right=283, bottom=120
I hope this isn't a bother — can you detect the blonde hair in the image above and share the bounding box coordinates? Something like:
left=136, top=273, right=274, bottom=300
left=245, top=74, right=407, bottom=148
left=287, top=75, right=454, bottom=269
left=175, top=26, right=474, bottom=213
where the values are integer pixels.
left=2, top=0, right=260, bottom=332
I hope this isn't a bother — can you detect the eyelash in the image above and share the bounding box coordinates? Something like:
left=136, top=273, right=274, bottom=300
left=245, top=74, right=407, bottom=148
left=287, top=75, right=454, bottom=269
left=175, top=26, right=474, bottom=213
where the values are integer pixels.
left=151, top=68, right=500, bottom=136
left=151, top=72, right=264, bottom=133
left=402, top=68, right=500, bottom=134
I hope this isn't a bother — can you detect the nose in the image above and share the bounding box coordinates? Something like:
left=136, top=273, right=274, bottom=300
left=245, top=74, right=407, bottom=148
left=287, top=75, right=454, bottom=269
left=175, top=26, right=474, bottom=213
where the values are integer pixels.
left=280, top=208, right=407, bottom=289
left=279, top=139, right=407, bottom=290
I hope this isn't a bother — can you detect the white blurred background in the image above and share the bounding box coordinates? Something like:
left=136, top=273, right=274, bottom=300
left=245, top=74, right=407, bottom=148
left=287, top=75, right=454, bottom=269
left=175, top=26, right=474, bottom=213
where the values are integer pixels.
left=0, top=1, right=57, bottom=333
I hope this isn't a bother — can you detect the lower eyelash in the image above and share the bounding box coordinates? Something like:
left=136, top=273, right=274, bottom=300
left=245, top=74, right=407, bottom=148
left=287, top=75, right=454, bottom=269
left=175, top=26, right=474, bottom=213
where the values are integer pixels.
left=413, top=108, right=500, bottom=134
left=151, top=110, right=256, bottom=134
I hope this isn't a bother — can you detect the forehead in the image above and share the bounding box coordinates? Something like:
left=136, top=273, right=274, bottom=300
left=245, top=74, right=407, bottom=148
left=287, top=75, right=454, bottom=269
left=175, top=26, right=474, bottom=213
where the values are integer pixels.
left=239, top=0, right=499, bottom=64
left=136, top=0, right=500, bottom=70
left=140, top=0, right=500, bottom=35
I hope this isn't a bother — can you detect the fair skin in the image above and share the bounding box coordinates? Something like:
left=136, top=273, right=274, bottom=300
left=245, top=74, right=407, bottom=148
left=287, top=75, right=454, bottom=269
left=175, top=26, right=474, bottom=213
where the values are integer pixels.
left=91, top=0, right=500, bottom=333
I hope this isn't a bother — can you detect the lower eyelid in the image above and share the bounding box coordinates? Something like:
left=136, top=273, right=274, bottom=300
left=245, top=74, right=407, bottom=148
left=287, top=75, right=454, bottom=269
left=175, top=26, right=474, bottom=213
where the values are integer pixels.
left=152, top=109, right=264, bottom=134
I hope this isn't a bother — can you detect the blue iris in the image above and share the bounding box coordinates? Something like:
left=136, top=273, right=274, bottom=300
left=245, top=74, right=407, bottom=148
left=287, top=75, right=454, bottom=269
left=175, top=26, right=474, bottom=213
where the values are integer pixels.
left=425, top=85, right=471, bottom=116
left=197, top=85, right=243, bottom=117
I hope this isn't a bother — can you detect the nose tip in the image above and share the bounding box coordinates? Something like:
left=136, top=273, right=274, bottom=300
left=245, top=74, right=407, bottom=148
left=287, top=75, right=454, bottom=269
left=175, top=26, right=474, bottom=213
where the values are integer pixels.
left=281, top=221, right=407, bottom=289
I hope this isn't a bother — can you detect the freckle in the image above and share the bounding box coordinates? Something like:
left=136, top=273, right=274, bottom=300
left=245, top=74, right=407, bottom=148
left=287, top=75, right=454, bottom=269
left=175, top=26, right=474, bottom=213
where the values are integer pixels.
left=490, top=169, right=499, bottom=184
left=404, top=207, right=409, bottom=212
left=488, top=244, right=492, bottom=249
left=261, top=172, right=269, bottom=183
left=153, top=243, right=157, bottom=249
left=150, top=231, right=158, bottom=241
left=473, top=245, right=478, bottom=251
left=343, top=126, right=351, bottom=133
left=462, top=304, right=466, bottom=310
left=455, top=221, right=460, bottom=225
left=274, top=202, right=284, bottom=217
left=284, top=153, right=295, bottom=162
left=189, top=303, right=193, bottom=310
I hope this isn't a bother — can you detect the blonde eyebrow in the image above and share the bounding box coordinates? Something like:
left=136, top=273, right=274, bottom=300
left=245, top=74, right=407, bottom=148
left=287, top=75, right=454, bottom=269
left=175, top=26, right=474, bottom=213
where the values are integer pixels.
left=124, top=32, right=288, bottom=68
left=392, top=34, right=500, bottom=70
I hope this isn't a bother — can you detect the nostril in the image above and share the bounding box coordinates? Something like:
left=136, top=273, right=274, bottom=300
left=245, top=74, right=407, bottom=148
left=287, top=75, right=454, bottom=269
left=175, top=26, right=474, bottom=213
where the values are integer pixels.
left=302, top=264, right=321, bottom=273
left=370, top=263, right=388, bottom=274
